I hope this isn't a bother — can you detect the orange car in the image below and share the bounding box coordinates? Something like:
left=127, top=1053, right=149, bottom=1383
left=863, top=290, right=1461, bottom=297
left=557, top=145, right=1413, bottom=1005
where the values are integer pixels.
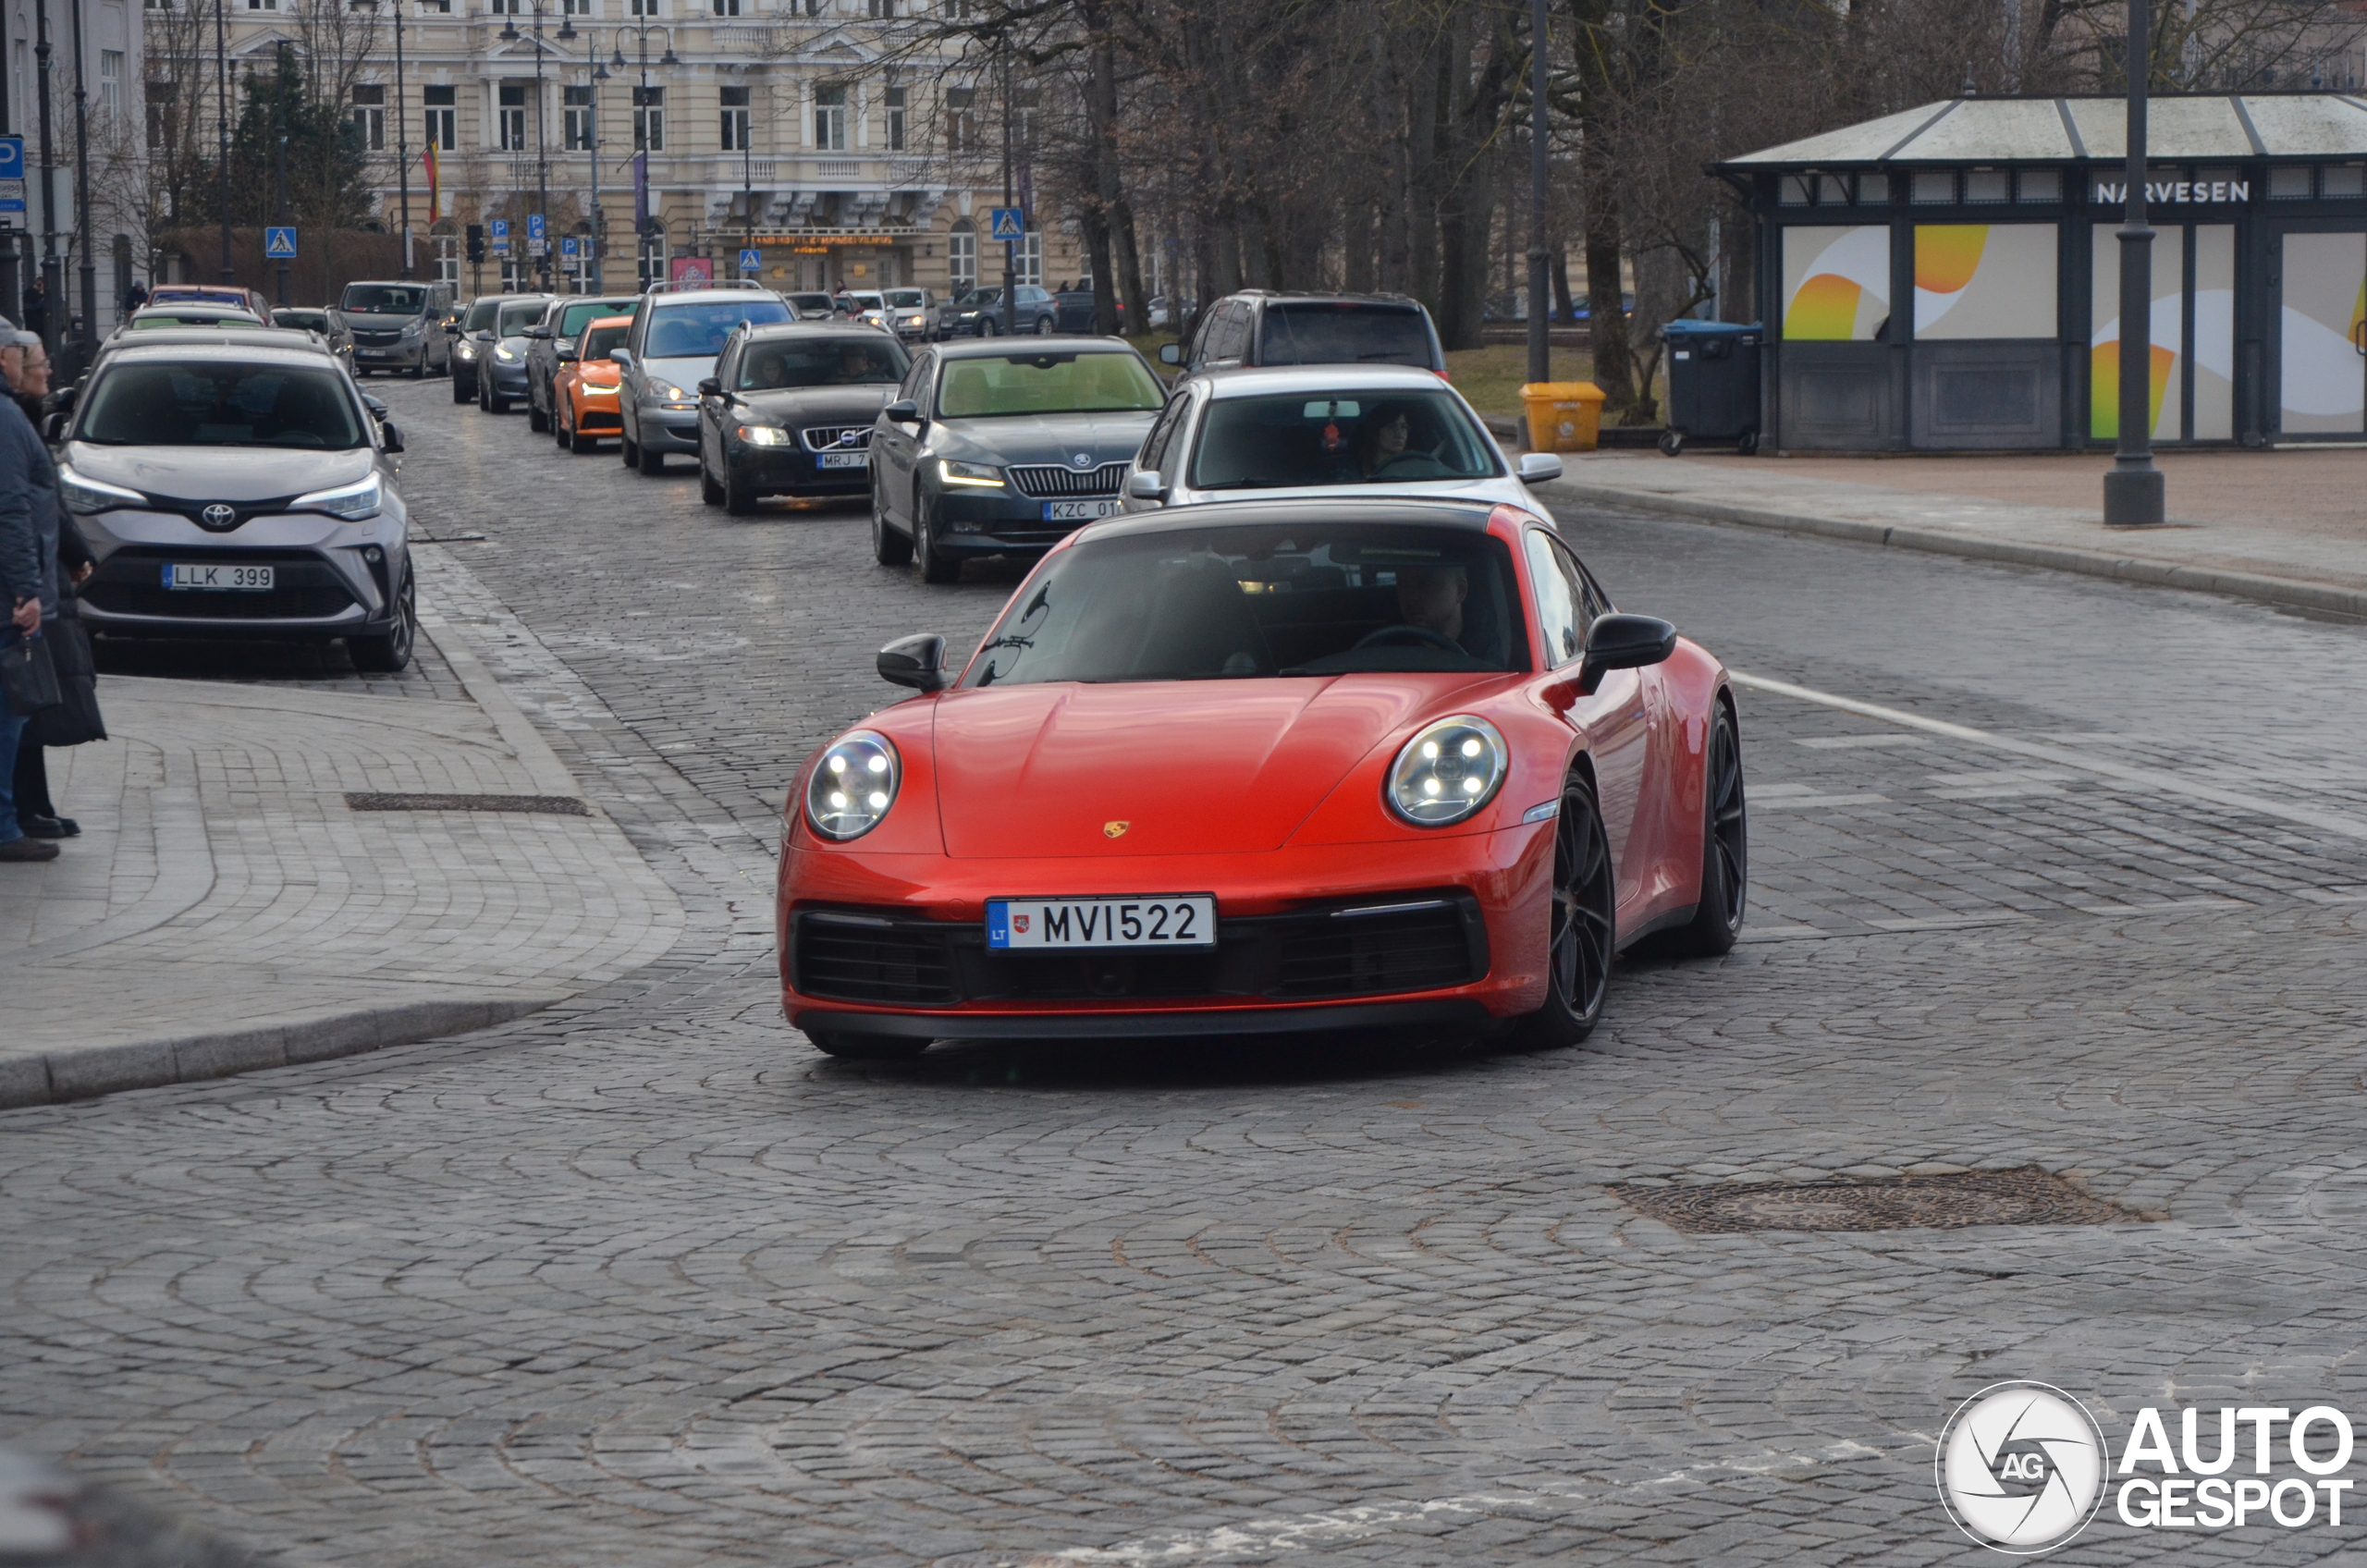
left=551, top=314, right=633, bottom=453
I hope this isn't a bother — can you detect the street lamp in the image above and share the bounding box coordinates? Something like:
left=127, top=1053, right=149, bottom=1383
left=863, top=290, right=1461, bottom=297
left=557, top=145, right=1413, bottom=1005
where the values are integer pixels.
left=70, top=0, right=94, bottom=357
left=215, top=0, right=230, bottom=283
left=348, top=0, right=413, bottom=279
left=588, top=56, right=608, bottom=290
left=2103, top=0, right=2166, bottom=526
left=498, top=1, right=570, bottom=291
left=613, top=20, right=676, bottom=288
left=34, top=0, right=61, bottom=342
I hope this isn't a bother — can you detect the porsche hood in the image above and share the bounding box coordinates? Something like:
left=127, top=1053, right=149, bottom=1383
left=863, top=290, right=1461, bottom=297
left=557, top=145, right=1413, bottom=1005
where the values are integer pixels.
left=928, top=680, right=1453, bottom=858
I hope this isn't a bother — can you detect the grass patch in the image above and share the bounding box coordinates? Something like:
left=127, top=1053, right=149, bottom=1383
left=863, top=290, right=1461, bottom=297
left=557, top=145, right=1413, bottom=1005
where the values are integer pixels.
left=1446, top=343, right=1597, bottom=419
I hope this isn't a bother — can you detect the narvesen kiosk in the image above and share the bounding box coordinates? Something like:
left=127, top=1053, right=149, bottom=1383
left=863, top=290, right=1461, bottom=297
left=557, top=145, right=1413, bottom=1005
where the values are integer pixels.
left=1718, top=94, right=2367, bottom=451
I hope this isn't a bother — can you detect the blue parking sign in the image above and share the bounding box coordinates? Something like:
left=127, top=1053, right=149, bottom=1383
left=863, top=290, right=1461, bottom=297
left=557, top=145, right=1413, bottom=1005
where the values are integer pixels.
left=0, top=137, right=23, bottom=179
left=527, top=214, right=546, bottom=242
left=560, top=236, right=580, bottom=259
left=490, top=217, right=510, bottom=252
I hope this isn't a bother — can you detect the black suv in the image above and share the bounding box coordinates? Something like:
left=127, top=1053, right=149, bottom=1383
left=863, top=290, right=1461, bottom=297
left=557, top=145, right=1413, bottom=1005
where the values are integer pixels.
left=1161, top=291, right=1446, bottom=375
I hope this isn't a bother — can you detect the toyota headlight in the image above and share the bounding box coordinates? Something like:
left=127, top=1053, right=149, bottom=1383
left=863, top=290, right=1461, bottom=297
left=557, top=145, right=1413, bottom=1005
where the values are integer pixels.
left=292, top=472, right=383, bottom=521
left=1386, top=716, right=1508, bottom=827
left=804, top=730, right=900, bottom=840
left=737, top=424, right=792, bottom=446
left=938, top=459, right=1006, bottom=489
left=56, top=468, right=145, bottom=515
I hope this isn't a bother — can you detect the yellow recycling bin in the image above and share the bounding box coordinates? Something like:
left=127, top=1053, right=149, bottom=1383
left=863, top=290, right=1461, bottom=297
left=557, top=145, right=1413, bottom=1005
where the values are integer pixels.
left=1519, top=381, right=1605, bottom=454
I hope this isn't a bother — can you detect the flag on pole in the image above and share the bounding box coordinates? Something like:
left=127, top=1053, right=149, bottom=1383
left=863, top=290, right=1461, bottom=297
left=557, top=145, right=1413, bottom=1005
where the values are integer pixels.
left=423, top=143, right=440, bottom=220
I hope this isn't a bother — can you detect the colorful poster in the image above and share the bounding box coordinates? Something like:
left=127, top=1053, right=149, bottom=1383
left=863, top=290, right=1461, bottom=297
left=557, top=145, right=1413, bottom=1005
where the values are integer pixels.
left=2091, top=225, right=2186, bottom=440
left=1914, top=225, right=2056, bottom=339
left=2277, top=231, right=2366, bottom=435
left=1782, top=226, right=1890, bottom=341
left=2193, top=226, right=2235, bottom=441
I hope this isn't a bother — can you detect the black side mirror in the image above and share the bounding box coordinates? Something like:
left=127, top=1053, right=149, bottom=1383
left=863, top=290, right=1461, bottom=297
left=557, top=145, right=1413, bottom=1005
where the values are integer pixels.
left=557, top=347, right=578, bottom=364
left=1576, top=614, right=1676, bottom=695
left=523, top=326, right=552, bottom=340
left=697, top=376, right=723, bottom=397
left=380, top=422, right=405, bottom=455
left=877, top=632, right=948, bottom=692
left=884, top=398, right=919, bottom=424
left=43, top=411, right=67, bottom=443
left=362, top=394, right=389, bottom=418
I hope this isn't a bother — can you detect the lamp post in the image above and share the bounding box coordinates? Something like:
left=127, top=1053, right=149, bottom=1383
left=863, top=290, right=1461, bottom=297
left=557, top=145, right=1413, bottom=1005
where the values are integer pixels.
left=612, top=21, right=675, bottom=289
left=273, top=38, right=289, bottom=308
left=348, top=0, right=412, bottom=278
left=588, top=56, right=607, bottom=290
left=500, top=2, right=567, bottom=291
left=2103, top=0, right=2166, bottom=526
left=1525, top=0, right=1549, bottom=390
left=34, top=0, right=59, bottom=347
left=70, top=0, right=93, bottom=356
left=215, top=0, right=230, bottom=283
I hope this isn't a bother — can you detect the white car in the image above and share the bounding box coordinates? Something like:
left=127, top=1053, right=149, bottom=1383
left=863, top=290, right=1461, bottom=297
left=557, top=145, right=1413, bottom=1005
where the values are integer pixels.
left=873, top=287, right=936, bottom=342
left=1120, top=364, right=1562, bottom=515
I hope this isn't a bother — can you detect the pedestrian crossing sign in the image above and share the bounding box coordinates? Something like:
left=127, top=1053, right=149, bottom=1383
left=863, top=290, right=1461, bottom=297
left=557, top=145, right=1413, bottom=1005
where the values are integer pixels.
left=264, top=227, right=297, bottom=259
left=739, top=248, right=762, bottom=273
left=988, top=206, right=1025, bottom=241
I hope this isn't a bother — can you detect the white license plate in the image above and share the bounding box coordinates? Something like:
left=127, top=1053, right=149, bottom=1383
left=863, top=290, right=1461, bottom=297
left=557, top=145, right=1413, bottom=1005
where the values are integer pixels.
left=815, top=450, right=865, bottom=469
left=358, top=349, right=388, bottom=358
left=164, top=562, right=273, bottom=591
left=1043, top=498, right=1122, bottom=522
left=987, top=895, right=1216, bottom=950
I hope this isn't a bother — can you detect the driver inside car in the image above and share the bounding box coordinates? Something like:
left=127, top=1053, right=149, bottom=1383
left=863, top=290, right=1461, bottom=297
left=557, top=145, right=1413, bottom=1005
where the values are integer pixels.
left=1393, top=563, right=1469, bottom=646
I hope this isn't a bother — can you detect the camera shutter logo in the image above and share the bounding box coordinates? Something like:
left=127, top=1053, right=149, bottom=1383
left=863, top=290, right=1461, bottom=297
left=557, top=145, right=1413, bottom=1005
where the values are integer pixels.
left=1937, top=1381, right=2110, bottom=1554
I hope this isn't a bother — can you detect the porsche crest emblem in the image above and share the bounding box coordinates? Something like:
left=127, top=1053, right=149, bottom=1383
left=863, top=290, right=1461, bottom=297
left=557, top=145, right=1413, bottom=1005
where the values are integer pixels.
left=1103, top=820, right=1130, bottom=839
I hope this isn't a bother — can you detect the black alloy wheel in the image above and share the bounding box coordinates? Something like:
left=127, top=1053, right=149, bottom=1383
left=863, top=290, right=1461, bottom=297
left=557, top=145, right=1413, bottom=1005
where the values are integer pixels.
left=914, top=505, right=959, bottom=584
left=348, top=571, right=415, bottom=673
left=619, top=419, right=640, bottom=468
left=452, top=370, right=472, bottom=404
left=1662, top=701, right=1748, bottom=957
left=411, top=355, right=426, bottom=380
left=700, top=453, right=725, bottom=506
left=805, top=1030, right=927, bottom=1061
left=1515, top=776, right=1614, bottom=1048
left=871, top=485, right=913, bottom=565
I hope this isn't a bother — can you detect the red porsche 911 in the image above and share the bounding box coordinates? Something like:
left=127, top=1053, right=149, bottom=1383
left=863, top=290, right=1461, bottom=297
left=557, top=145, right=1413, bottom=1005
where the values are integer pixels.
left=777, top=496, right=1746, bottom=1059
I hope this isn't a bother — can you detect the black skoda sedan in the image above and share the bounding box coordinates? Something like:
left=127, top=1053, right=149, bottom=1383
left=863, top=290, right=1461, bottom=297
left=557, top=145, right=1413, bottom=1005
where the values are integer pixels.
left=866, top=337, right=1165, bottom=582
left=694, top=323, right=911, bottom=515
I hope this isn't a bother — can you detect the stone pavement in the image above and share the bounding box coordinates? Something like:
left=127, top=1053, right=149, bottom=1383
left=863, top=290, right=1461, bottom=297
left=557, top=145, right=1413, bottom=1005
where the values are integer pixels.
left=0, top=571, right=687, bottom=1109
left=1538, top=447, right=2367, bottom=619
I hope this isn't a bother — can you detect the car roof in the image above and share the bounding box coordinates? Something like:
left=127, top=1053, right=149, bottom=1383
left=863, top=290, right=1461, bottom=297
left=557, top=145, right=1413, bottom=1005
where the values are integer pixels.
left=1194, top=363, right=1458, bottom=398
left=740, top=319, right=895, bottom=337
left=104, top=340, right=350, bottom=370
left=647, top=288, right=785, bottom=307
left=1228, top=289, right=1425, bottom=307
left=131, top=304, right=262, bottom=319
left=935, top=336, right=1143, bottom=361
left=104, top=327, right=331, bottom=353
left=1075, top=496, right=1501, bottom=546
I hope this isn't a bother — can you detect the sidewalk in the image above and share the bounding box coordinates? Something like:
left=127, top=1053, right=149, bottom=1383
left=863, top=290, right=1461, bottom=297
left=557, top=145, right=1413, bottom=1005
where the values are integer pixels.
left=1536, top=447, right=2367, bottom=619
left=0, top=623, right=686, bottom=1109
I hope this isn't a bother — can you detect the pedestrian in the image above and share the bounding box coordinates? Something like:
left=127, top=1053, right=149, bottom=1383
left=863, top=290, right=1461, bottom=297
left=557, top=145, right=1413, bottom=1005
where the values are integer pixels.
left=6, top=331, right=92, bottom=843
left=0, top=329, right=61, bottom=863
left=122, top=278, right=149, bottom=314
left=19, top=279, right=47, bottom=342
left=832, top=281, right=854, bottom=315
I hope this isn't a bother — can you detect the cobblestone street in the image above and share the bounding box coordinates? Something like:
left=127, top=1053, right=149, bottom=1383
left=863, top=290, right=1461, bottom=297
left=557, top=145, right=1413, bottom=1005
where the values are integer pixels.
left=6, top=376, right=2367, bottom=1565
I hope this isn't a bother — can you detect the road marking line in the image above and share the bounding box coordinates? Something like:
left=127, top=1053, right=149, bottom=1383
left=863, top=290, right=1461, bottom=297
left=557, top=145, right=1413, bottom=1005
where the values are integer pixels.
left=1732, top=670, right=2367, bottom=843
left=1793, top=733, right=1934, bottom=749
left=1754, top=792, right=1892, bottom=809
left=1864, top=913, right=2037, bottom=931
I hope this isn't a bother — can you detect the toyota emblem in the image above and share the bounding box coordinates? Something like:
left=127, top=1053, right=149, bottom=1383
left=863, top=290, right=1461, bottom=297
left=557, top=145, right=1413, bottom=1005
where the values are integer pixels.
left=200, top=503, right=238, bottom=530
left=1071, top=451, right=1094, bottom=470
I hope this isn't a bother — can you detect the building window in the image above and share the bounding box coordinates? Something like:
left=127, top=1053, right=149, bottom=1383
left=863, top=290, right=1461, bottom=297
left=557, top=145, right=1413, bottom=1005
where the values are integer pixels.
left=867, top=0, right=893, bottom=14
left=244, top=0, right=276, bottom=11
left=632, top=84, right=664, bottom=151
left=560, top=0, right=588, bottom=12
left=563, top=83, right=593, bottom=150
left=1016, top=230, right=1042, bottom=287
left=351, top=82, right=386, bottom=150
left=144, top=79, right=174, bottom=148
left=629, top=0, right=659, bottom=15
left=421, top=0, right=449, bottom=11
left=498, top=81, right=528, bottom=150
left=424, top=83, right=457, bottom=150
left=945, top=84, right=975, bottom=153
left=949, top=224, right=975, bottom=292
left=713, top=0, right=740, bottom=14
left=720, top=84, right=750, bottom=151
left=98, top=49, right=122, bottom=117
left=814, top=82, right=847, bottom=150
left=885, top=83, right=905, bottom=150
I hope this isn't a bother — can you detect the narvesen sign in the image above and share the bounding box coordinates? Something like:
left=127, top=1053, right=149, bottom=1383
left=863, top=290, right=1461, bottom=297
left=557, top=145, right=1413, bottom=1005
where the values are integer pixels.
left=2092, top=179, right=2251, bottom=205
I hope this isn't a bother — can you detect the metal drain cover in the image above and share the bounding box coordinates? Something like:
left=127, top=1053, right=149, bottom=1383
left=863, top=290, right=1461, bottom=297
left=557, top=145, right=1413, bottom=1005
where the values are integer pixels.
left=345, top=792, right=590, bottom=815
left=1611, top=1167, right=2143, bottom=1234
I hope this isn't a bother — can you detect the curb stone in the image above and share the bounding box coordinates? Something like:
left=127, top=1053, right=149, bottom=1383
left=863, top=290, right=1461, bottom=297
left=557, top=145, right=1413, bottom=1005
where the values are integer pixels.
left=1535, top=476, right=2367, bottom=621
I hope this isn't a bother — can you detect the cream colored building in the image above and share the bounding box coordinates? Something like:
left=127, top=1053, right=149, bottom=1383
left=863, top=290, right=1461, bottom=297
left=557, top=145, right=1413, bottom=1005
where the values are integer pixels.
left=224, top=0, right=1078, bottom=298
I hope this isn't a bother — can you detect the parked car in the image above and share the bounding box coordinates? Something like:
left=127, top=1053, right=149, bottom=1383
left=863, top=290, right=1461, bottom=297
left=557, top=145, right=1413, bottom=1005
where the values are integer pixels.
left=149, top=284, right=273, bottom=318
left=942, top=285, right=1058, bottom=337
left=523, top=293, right=641, bottom=432
left=336, top=279, right=456, bottom=378
left=475, top=294, right=555, bottom=413
left=270, top=307, right=353, bottom=362
left=774, top=496, right=1744, bottom=1059
left=549, top=314, right=634, bottom=454
left=1163, top=290, right=1446, bottom=375
left=447, top=295, right=505, bottom=402
left=866, top=337, right=1166, bottom=582
left=1122, top=365, right=1561, bottom=514
left=120, top=305, right=268, bottom=334
left=57, top=337, right=416, bottom=670
left=613, top=284, right=794, bottom=474
left=875, top=288, right=936, bottom=343
left=785, top=291, right=838, bottom=318
left=1052, top=288, right=1121, bottom=333
left=1145, top=295, right=1195, bottom=331
left=845, top=290, right=887, bottom=325
left=693, top=323, right=911, bottom=515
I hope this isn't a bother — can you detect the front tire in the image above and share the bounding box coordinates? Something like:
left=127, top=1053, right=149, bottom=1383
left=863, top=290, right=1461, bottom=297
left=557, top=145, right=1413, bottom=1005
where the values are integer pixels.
left=528, top=396, right=549, bottom=433
left=620, top=421, right=641, bottom=467
left=638, top=439, right=667, bottom=475
left=347, top=572, right=416, bottom=674
left=1515, top=776, right=1614, bottom=1048
left=1660, top=701, right=1748, bottom=957
left=724, top=465, right=758, bottom=516
left=700, top=454, right=725, bottom=506
left=871, top=485, right=913, bottom=565
left=914, top=507, right=959, bottom=583
left=805, top=1031, right=928, bottom=1061
left=452, top=373, right=472, bottom=404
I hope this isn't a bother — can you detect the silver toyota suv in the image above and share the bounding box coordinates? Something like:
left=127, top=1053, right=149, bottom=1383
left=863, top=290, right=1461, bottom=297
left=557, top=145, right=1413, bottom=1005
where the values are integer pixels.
left=615, top=282, right=793, bottom=475
left=57, top=340, right=417, bottom=670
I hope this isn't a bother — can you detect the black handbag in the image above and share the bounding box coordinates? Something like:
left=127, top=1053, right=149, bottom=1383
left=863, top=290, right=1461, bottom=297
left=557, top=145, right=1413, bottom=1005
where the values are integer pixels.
left=1, top=627, right=60, bottom=717
left=26, top=601, right=102, bottom=745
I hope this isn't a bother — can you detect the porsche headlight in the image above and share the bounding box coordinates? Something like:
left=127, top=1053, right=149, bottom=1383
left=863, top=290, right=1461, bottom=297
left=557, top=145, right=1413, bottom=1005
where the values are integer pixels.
left=804, top=729, right=901, bottom=841
left=938, top=459, right=1005, bottom=489
left=1386, top=716, right=1508, bottom=827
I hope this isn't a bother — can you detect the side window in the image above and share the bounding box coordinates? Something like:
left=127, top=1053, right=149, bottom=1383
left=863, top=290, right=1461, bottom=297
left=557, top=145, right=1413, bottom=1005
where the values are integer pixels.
left=1212, top=304, right=1250, bottom=364
left=713, top=336, right=739, bottom=387
left=1138, top=390, right=1189, bottom=474
left=901, top=351, right=931, bottom=409
left=1525, top=530, right=1586, bottom=667
left=1561, top=542, right=1613, bottom=627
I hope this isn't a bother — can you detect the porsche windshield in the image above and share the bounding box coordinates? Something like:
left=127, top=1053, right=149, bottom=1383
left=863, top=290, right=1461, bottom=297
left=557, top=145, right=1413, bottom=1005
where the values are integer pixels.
left=80, top=362, right=368, bottom=448
left=936, top=350, right=1164, bottom=419
left=963, top=522, right=1528, bottom=685
left=1190, top=391, right=1499, bottom=489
